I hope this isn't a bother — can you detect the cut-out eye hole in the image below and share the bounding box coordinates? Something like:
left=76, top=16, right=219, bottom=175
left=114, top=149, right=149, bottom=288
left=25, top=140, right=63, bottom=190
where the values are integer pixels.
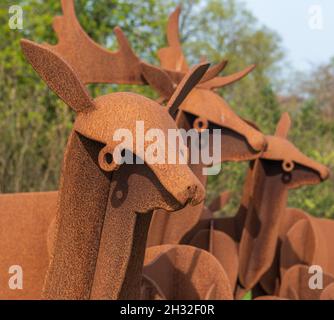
left=98, top=146, right=121, bottom=172
left=282, top=160, right=294, bottom=173
left=193, top=117, right=209, bottom=132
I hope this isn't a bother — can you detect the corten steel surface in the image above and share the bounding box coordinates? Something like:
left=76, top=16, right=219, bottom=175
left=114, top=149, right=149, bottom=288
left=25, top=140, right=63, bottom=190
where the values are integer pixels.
left=279, top=265, right=334, bottom=300
left=142, top=245, right=233, bottom=300
left=34, top=0, right=266, bottom=250
left=0, top=1, right=266, bottom=300
left=208, top=191, right=232, bottom=213
left=256, top=207, right=334, bottom=296
left=280, top=210, right=334, bottom=278
left=178, top=191, right=232, bottom=245
left=320, top=283, right=334, bottom=300
left=188, top=112, right=329, bottom=294
left=258, top=206, right=309, bottom=294
left=189, top=222, right=239, bottom=291
left=0, top=192, right=58, bottom=299
left=145, top=6, right=266, bottom=247
left=22, top=1, right=266, bottom=250
left=237, top=112, right=329, bottom=291
left=20, top=38, right=207, bottom=300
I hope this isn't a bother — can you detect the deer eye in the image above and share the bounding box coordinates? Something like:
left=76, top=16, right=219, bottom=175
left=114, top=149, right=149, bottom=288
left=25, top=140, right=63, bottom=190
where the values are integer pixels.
left=282, top=160, right=294, bottom=173
left=98, top=145, right=121, bottom=172
left=193, top=117, right=209, bottom=132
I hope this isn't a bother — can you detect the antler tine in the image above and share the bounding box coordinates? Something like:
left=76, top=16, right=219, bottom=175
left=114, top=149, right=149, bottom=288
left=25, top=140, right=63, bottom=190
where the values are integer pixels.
left=199, top=64, right=256, bottom=90
left=44, top=0, right=144, bottom=85
left=157, top=6, right=189, bottom=72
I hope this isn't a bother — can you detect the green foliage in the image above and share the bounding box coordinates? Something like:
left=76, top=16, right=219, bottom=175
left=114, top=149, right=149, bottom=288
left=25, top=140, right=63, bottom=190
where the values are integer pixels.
left=242, top=290, right=252, bottom=300
left=288, top=100, right=334, bottom=218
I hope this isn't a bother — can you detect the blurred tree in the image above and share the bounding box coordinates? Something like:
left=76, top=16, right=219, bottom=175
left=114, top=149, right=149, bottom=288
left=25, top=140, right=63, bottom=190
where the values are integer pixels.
left=284, top=59, right=334, bottom=218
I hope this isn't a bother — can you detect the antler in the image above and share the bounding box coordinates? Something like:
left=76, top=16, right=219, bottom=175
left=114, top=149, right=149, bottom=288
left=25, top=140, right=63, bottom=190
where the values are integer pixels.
left=158, top=6, right=256, bottom=89
left=44, top=0, right=143, bottom=85
left=157, top=6, right=189, bottom=72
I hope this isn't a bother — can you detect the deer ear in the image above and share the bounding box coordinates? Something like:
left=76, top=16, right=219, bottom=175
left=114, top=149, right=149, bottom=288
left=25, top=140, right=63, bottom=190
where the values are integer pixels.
left=199, top=64, right=255, bottom=89
left=21, top=39, right=95, bottom=113
left=199, top=60, right=228, bottom=83
left=275, top=112, right=291, bottom=138
left=141, top=62, right=175, bottom=99
left=167, top=62, right=210, bottom=117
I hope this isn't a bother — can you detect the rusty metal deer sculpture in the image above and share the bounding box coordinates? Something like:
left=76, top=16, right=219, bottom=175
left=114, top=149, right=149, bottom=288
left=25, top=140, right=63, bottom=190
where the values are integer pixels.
left=237, top=113, right=329, bottom=292
left=13, top=36, right=209, bottom=300
left=145, top=6, right=266, bottom=247
left=182, top=113, right=329, bottom=298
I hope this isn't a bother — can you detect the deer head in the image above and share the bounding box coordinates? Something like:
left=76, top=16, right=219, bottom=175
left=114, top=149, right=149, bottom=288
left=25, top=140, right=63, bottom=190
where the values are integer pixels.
left=260, top=113, right=329, bottom=188
left=21, top=39, right=206, bottom=209
left=154, top=6, right=266, bottom=161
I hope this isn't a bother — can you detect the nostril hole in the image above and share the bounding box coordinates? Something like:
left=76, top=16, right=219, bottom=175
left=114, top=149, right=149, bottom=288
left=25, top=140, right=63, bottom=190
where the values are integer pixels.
left=105, top=153, right=113, bottom=165
left=116, top=190, right=123, bottom=199
left=121, top=149, right=126, bottom=158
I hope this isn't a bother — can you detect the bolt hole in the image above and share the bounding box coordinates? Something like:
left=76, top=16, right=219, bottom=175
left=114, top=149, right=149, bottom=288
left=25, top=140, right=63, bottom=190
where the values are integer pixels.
left=282, top=160, right=294, bottom=173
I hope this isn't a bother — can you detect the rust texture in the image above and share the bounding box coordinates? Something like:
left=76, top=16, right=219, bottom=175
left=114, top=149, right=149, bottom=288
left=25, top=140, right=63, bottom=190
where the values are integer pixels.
left=0, top=1, right=332, bottom=301
left=142, top=245, right=233, bottom=300
left=146, top=5, right=266, bottom=248
left=19, top=38, right=207, bottom=299
left=44, top=0, right=266, bottom=254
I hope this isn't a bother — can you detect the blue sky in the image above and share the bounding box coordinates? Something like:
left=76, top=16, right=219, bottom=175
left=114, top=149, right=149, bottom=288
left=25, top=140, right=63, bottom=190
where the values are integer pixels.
left=243, top=0, right=334, bottom=71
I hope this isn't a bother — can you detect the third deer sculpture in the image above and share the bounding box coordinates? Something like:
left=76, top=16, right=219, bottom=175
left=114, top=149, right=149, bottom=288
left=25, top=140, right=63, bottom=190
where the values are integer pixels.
left=183, top=113, right=329, bottom=297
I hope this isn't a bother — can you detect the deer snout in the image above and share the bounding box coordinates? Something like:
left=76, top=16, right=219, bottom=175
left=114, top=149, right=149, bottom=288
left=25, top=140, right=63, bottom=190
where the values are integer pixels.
left=176, top=181, right=205, bottom=207
left=319, top=166, right=330, bottom=181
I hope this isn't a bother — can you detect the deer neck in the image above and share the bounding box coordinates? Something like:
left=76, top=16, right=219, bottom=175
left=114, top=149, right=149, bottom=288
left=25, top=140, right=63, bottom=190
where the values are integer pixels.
left=233, top=162, right=256, bottom=241
left=238, top=159, right=289, bottom=288
left=89, top=159, right=180, bottom=299
left=89, top=164, right=153, bottom=300
left=42, top=131, right=112, bottom=299
left=42, top=131, right=164, bottom=300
